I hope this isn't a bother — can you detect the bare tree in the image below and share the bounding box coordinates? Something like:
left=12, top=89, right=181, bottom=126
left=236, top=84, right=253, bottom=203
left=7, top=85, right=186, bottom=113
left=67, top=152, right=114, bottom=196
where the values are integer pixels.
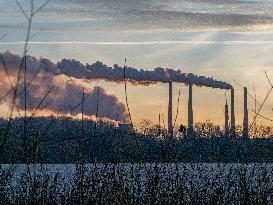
left=0, top=0, right=51, bottom=159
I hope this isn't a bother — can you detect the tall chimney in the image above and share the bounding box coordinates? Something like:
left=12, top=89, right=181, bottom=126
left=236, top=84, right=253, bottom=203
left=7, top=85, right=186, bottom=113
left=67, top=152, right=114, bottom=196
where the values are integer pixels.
left=168, top=82, right=173, bottom=137
left=188, top=83, right=193, bottom=134
left=224, top=99, right=229, bottom=136
left=230, top=88, right=235, bottom=135
left=243, top=87, right=249, bottom=139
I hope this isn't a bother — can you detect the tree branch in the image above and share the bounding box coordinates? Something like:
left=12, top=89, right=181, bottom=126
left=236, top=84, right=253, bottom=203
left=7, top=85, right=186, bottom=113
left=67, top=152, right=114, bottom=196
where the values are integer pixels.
left=15, top=0, right=30, bottom=20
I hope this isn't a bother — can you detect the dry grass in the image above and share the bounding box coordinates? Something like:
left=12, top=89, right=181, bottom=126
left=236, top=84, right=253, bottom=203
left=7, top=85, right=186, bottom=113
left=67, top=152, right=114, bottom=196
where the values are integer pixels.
left=1, top=163, right=273, bottom=204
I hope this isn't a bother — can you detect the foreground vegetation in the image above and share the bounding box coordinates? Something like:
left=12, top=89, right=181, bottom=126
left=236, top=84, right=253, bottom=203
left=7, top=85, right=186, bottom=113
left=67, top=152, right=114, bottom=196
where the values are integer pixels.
left=1, top=117, right=273, bottom=204
left=0, top=116, right=273, bottom=163
left=1, top=163, right=273, bottom=204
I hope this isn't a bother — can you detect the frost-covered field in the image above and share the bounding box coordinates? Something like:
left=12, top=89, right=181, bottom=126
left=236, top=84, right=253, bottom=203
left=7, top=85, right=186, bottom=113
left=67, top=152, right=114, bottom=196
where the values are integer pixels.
left=1, top=163, right=273, bottom=204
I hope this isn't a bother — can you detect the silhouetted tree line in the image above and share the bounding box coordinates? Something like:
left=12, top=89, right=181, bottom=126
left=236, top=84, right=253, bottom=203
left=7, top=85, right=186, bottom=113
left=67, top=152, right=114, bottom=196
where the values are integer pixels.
left=0, top=116, right=273, bottom=163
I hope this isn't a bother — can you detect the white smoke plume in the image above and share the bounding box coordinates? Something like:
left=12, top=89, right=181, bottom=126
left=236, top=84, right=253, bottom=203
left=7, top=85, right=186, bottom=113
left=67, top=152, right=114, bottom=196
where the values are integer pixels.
left=0, top=50, right=232, bottom=122
left=58, top=58, right=232, bottom=89
left=0, top=51, right=129, bottom=122
left=1, top=51, right=232, bottom=89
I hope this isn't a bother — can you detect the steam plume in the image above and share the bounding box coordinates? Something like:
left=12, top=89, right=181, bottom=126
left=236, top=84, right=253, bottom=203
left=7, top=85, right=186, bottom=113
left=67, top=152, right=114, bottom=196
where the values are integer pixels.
left=58, top=60, right=232, bottom=89
left=1, top=50, right=232, bottom=89
left=0, top=51, right=129, bottom=122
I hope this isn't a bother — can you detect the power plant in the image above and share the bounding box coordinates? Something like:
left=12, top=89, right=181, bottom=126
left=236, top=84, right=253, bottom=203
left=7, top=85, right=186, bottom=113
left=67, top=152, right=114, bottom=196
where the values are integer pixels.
left=230, top=88, right=236, bottom=135
left=168, top=82, right=173, bottom=137
left=243, top=87, right=249, bottom=138
left=166, top=81, right=249, bottom=138
left=1, top=51, right=250, bottom=138
left=224, top=98, right=229, bottom=135
left=187, top=84, right=194, bottom=134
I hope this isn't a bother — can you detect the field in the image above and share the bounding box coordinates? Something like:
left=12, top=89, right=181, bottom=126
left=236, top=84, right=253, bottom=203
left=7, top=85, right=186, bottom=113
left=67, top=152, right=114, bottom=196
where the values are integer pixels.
left=1, top=163, right=273, bottom=204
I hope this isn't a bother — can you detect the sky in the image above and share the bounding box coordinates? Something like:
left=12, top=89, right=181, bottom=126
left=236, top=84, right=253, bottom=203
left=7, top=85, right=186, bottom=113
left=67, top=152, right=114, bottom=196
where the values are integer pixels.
left=1, top=0, right=273, bottom=127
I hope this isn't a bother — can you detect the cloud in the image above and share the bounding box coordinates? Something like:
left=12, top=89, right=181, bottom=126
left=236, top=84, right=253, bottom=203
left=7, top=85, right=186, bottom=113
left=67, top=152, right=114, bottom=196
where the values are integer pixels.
left=123, top=11, right=273, bottom=30
left=3, top=0, right=272, bottom=35
left=3, top=40, right=273, bottom=46
left=53, top=0, right=273, bottom=31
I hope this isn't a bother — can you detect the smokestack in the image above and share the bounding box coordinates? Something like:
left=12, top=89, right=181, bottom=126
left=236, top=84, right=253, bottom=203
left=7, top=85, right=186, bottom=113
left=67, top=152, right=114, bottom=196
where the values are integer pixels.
left=230, top=88, right=235, bottom=136
left=168, top=82, right=173, bottom=137
left=243, top=87, right=249, bottom=139
left=225, top=99, right=229, bottom=136
left=188, top=83, right=193, bottom=134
